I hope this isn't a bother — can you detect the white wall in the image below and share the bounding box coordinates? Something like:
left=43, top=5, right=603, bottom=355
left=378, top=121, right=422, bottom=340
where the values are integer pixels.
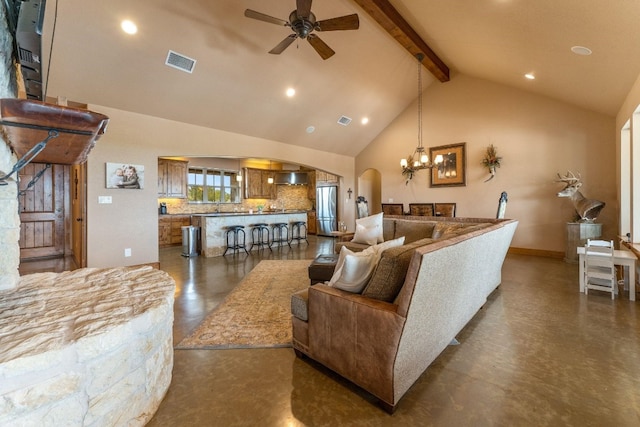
left=357, top=74, right=616, bottom=253
left=85, top=105, right=355, bottom=268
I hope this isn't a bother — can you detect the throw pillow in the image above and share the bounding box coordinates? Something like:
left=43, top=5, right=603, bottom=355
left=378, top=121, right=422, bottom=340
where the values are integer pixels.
left=353, top=212, right=384, bottom=244
left=353, top=223, right=380, bottom=245
left=371, top=236, right=405, bottom=255
left=328, top=246, right=378, bottom=293
left=362, top=237, right=434, bottom=302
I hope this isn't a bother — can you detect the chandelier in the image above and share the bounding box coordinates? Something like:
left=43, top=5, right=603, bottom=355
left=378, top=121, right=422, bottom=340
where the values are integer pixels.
left=400, top=53, right=443, bottom=183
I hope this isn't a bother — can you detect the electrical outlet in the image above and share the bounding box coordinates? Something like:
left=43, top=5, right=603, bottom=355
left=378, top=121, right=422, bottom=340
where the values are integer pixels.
left=124, top=248, right=132, bottom=257
left=98, top=196, right=112, bottom=204
left=388, top=198, right=394, bottom=203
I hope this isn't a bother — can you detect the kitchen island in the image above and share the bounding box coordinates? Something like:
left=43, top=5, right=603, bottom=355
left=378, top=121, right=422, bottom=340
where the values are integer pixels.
left=192, top=211, right=308, bottom=257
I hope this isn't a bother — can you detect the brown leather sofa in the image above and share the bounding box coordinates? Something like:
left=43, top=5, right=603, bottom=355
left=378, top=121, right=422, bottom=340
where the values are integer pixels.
left=291, top=217, right=518, bottom=412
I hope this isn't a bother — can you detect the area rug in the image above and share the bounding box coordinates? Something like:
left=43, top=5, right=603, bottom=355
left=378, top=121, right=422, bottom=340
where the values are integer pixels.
left=176, top=260, right=311, bottom=349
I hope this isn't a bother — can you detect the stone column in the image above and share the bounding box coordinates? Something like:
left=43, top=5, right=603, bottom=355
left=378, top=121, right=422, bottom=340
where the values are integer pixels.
left=0, top=2, right=20, bottom=291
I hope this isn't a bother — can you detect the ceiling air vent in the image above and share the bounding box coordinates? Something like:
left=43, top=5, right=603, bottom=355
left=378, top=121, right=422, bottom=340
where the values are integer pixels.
left=165, top=50, right=197, bottom=73
left=337, top=115, right=352, bottom=126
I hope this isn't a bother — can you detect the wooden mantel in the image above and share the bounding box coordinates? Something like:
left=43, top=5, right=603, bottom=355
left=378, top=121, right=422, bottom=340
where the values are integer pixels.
left=0, top=98, right=109, bottom=165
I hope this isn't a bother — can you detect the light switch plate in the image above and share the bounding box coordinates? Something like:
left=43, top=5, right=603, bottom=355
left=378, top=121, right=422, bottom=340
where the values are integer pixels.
left=124, top=248, right=131, bottom=257
left=98, top=196, right=112, bottom=204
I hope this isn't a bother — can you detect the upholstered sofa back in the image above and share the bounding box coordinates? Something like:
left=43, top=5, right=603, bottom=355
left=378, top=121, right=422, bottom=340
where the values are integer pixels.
left=291, top=217, right=518, bottom=412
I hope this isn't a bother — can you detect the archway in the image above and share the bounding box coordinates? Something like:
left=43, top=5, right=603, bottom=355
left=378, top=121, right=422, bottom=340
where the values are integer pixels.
left=358, top=168, right=382, bottom=215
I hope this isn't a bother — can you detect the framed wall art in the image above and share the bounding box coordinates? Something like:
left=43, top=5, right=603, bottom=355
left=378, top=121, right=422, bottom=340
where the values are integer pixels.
left=106, top=162, right=144, bottom=189
left=429, top=143, right=466, bottom=187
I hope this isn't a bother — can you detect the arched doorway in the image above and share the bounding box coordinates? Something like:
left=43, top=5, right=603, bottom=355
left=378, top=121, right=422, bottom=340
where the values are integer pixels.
left=357, top=168, right=382, bottom=215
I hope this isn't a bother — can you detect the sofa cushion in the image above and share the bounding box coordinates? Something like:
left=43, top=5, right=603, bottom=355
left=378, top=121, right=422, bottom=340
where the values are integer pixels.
left=383, top=218, right=396, bottom=242
left=395, top=220, right=436, bottom=244
left=432, top=222, right=471, bottom=239
left=353, top=212, right=384, bottom=244
left=362, top=237, right=436, bottom=302
left=291, top=289, right=309, bottom=321
left=328, top=246, right=378, bottom=293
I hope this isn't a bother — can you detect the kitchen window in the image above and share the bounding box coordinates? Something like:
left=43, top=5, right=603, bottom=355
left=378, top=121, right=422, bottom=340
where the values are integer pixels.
left=188, top=168, right=241, bottom=203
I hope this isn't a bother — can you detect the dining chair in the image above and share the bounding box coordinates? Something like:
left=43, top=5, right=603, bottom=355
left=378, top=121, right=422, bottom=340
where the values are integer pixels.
left=496, top=192, right=508, bottom=219
left=434, top=203, right=456, bottom=217
left=408, top=203, right=435, bottom=216
left=381, top=203, right=404, bottom=215
left=584, top=239, right=617, bottom=299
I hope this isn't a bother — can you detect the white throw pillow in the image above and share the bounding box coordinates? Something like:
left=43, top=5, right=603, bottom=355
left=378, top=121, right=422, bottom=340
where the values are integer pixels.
left=353, top=223, right=380, bottom=245
left=328, top=246, right=378, bottom=293
left=371, top=236, right=405, bottom=255
left=352, top=212, right=384, bottom=244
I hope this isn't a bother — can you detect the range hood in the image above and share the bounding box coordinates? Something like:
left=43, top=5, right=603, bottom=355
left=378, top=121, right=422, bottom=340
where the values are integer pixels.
left=275, top=172, right=308, bottom=185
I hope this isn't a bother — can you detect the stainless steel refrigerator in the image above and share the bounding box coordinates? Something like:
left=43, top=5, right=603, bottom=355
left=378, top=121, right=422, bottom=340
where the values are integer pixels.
left=316, top=186, right=337, bottom=236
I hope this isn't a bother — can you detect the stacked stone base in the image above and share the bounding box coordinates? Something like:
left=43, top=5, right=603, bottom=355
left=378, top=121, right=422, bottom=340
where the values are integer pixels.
left=0, top=266, right=175, bottom=426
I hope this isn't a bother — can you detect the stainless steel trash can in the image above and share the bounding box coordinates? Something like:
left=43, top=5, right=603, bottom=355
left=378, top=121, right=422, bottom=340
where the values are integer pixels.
left=181, top=226, right=200, bottom=257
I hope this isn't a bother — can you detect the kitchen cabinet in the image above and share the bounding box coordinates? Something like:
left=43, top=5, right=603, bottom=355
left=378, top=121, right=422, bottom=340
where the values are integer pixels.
left=315, top=170, right=339, bottom=185
left=307, top=210, right=317, bottom=235
left=158, top=159, right=188, bottom=198
left=244, top=168, right=276, bottom=199
left=159, top=215, right=191, bottom=247
left=307, top=170, right=316, bottom=200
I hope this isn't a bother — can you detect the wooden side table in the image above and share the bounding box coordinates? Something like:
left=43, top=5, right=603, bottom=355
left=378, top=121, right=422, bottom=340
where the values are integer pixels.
left=329, top=231, right=354, bottom=242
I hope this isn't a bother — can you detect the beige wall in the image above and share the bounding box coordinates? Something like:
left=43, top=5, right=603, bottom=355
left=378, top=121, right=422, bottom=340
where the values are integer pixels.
left=356, top=74, right=617, bottom=253
left=85, top=105, right=355, bottom=268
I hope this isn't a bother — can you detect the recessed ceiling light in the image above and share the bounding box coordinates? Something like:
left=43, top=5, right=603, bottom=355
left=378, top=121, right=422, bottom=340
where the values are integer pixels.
left=286, top=88, right=296, bottom=97
left=306, top=126, right=315, bottom=134
left=571, top=46, right=592, bottom=56
left=361, top=117, right=369, bottom=125
left=121, top=20, right=138, bottom=35
left=524, top=73, right=535, bottom=80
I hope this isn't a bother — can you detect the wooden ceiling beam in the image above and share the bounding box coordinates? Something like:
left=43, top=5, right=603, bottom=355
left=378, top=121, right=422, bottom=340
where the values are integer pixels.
left=351, top=0, right=450, bottom=82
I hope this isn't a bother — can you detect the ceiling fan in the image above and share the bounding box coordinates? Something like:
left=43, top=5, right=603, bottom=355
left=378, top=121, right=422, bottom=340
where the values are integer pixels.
left=244, top=0, right=359, bottom=60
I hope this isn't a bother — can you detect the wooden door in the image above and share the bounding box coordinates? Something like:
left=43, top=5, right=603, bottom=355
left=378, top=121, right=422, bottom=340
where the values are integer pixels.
left=71, top=163, right=87, bottom=267
left=19, top=163, right=67, bottom=260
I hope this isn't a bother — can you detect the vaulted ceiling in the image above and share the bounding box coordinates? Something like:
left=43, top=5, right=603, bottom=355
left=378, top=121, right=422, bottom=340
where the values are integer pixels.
left=43, top=0, right=640, bottom=157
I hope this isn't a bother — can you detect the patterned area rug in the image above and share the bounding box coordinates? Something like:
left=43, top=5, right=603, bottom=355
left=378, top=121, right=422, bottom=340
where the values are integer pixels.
left=176, top=260, right=311, bottom=349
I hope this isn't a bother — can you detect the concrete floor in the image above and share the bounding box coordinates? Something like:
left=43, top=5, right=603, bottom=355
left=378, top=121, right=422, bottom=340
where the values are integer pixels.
left=20, top=236, right=640, bottom=426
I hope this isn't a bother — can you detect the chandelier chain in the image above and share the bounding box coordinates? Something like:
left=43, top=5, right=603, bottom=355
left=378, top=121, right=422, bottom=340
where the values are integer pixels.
left=417, top=54, right=422, bottom=150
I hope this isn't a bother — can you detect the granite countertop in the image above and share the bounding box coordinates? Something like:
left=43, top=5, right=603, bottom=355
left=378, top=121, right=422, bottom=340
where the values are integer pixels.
left=190, top=210, right=308, bottom=217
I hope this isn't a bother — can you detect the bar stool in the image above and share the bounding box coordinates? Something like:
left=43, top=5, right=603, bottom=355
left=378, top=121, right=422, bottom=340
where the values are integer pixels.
left=271, top=222, right=290, bottom=248
left=289, top=220, right=308, bottom=245
left=223, top=225, right=248, bottom=255
left=250, top=223, right=271, bottom=251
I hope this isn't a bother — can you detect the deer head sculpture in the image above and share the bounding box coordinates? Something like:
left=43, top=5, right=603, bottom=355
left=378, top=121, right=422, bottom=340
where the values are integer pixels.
left=556, top=171, right=605, bottom=221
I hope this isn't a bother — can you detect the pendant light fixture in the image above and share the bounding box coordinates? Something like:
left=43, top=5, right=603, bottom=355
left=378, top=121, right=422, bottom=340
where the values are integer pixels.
left=400, top=53, right=443, bottom=183
left=267, top=160, right=274, bottom=184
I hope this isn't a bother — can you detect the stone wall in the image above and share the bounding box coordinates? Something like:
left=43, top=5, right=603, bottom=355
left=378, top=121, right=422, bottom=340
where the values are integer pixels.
left=0, top=2, right=20, bottom=290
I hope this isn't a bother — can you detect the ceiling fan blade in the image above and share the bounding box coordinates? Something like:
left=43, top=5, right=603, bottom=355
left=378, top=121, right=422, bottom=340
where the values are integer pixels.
left=307, top=34, right=335, bottom=60
left=316, top=14, right=360, bottom=31
left=269, top=34, right=298, bottom=54
left=244, top=9, right=289, bottom=26
left=296, top=0, right=313, bottom=19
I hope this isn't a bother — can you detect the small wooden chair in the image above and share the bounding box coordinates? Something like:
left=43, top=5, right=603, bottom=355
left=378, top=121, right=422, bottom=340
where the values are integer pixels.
left=381, top=203, right=404, bottom=215
left=408, top=203, right=435, bottom=216
left=434, top=203, right=456, bottom=217
left=584, top=239, right=617, bottom=299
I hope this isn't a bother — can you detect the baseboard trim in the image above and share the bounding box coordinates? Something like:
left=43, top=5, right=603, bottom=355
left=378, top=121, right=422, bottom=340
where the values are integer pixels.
left=508, top=247, right=564, bottom=259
